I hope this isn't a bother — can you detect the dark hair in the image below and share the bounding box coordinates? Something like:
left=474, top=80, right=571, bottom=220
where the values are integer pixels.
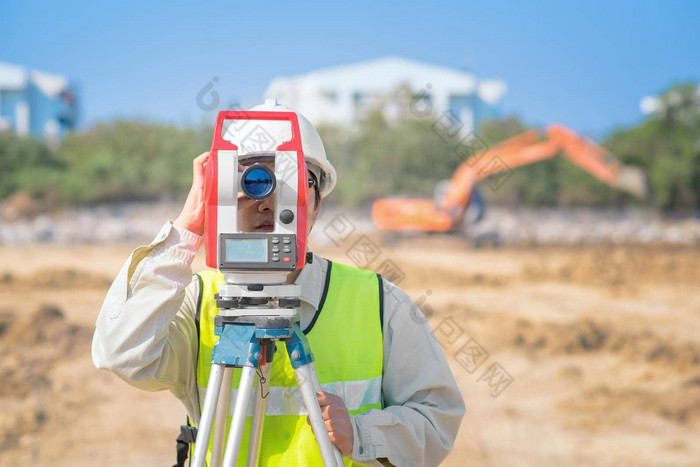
left=309, top=171, right=321, bottom=207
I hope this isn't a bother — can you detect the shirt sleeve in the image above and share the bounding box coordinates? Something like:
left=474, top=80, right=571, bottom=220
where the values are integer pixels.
left=349, top=280, right=466, bottom=466
left=91, top=221, right=204, bottom=421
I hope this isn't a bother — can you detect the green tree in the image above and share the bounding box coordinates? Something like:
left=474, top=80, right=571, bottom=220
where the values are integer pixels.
left=0, top=134, right=61, bottom=199
left=3, top=81, right=696, bottom=213
left=55, top=121, right=210, bottom=203
left=605, top=82, right=700, bottom=211
left=319, top=110, right=462, bottom=207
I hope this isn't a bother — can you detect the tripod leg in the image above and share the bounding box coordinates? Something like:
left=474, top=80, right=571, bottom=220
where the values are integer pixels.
left=191, top=363, right=226, bottom=467
left=295, top=364, right=345, bottom=467
left=246, top=360, right=271, bottom=467
left=304, top=361, right=324, bottom=392
left=221, top=365, right=257, bottom=467
left=286, top=324, right=344, bottom=466
left=210, top=366, right=234, bottom=467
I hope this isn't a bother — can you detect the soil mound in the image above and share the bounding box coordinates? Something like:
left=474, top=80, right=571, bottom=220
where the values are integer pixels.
left=0, top=304, right=92, bottom=451
left=506, top=318, right=700, bottom=370
left=0, top=268, right=113, bottom=290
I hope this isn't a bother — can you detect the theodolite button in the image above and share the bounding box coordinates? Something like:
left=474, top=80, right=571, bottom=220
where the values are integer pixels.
left=280, top=209, right=294, bottom=224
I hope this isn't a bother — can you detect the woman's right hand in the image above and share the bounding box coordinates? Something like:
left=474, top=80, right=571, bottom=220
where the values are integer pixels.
left=174, top=152, right=250, bottom=236
left=174, top=152, right=210, bottom=236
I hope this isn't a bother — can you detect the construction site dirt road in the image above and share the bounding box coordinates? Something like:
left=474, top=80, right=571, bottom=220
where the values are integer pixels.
left=1, top=238, right=698, bottom=466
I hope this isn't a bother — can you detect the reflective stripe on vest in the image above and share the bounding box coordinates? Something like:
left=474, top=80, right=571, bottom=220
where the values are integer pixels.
left=195, top=261, right=383, bottom=466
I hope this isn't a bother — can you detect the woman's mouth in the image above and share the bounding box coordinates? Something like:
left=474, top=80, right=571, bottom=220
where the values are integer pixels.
left=255, top=221, right=274, bottom=232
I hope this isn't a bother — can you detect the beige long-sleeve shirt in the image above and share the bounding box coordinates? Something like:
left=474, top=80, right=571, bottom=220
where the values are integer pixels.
left=92, top=221, right=465, bottom=466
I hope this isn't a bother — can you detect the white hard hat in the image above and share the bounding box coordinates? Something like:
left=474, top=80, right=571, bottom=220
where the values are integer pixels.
left=234, top=99, right=337, bottom=198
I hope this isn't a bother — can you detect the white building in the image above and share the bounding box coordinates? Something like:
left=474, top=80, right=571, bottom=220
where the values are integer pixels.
left=640, top=85, right=700, bottom=115
left=0, top=62, right=78, bottom=140
left=264, top=56, right=506, bottom=134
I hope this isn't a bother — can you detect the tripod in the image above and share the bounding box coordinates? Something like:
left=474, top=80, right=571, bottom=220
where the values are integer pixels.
left=191, top=283, right=345, bottom=467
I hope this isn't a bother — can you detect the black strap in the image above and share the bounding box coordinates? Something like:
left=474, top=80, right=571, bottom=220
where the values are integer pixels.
left=303, top=260, right=332, bottom=334
left=173, top=424, right=198, bottom=467
left=173, top=274, right=204, bottom=467
left=179, top=423, right=198, bottom=443
left=194, top=273, right=203, bottom=338
left=377, top=274, right=385, bottom=333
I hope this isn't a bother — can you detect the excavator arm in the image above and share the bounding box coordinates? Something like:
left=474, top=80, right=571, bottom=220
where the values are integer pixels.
left=547, top=125, right=647, bottom=198
left=372, top=124, right=647, bottom=232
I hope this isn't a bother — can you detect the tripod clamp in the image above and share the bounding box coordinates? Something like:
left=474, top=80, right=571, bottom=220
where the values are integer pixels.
left=211, top=314, right=312, bottom=369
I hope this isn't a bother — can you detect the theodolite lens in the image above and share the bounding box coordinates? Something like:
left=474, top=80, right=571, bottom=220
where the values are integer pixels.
left=241, top=163, right=277, bottom=200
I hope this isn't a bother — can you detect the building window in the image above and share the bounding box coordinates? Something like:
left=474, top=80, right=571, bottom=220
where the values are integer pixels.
left=320, top=90, right=338, bottom=104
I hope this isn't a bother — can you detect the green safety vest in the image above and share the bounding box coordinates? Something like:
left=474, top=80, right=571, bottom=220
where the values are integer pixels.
left=194, top=260, right=384, bottom=466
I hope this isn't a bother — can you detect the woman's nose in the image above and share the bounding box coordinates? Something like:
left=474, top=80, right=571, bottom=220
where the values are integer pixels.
left=257, top=195, right=275, bottom=212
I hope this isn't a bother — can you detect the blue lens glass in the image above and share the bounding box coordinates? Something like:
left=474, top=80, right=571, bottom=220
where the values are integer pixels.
left=242, top=167, right=274, bottom=199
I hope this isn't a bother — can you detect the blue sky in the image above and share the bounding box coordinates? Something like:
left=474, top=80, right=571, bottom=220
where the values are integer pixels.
left=1, top=0, right=698, bottom=137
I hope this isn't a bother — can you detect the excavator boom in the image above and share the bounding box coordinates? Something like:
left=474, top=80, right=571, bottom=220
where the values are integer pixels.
left=372, top=124, right=648, bottom=232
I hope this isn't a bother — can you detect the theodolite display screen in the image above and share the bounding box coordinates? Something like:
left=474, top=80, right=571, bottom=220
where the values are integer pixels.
left=224, top=238, right=268, bottom=263
left=218, top=233, right=297, bottom=271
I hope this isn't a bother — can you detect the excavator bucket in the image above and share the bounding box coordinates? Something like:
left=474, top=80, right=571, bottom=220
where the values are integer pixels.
left=616, top=166, right=649, bottom=199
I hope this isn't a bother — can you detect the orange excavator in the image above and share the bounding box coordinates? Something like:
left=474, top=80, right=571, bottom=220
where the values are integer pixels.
left=371, top=124, right=648, bottom=233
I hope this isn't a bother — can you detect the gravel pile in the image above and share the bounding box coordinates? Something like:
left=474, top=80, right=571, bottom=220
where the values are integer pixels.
left=468, top=207, right=700, bottom=245
left=0, top=202, right=698, bottom=246
left=0, top=202, right=181, bottom=244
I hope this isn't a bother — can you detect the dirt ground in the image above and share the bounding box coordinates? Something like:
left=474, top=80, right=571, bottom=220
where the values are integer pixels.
left=0, top=238, right=698, bottom=466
